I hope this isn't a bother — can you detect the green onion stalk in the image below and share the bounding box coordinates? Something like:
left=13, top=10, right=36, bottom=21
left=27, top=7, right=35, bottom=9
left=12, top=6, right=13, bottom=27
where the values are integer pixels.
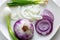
left=5, top=14, right=18, bottom=40
left=7, top=0, right=44, bottom=6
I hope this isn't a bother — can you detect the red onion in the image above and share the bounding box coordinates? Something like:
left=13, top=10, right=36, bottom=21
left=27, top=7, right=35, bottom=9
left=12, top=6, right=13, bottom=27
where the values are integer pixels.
left=35, top=9, right=54, bottom=35
left=35, top=19, right=53, bottom=35
left=41, top=9, right=54, bottom=22
left=43, top=16, right=53, bottom=23
left=14, top=19, right=34, bottom=40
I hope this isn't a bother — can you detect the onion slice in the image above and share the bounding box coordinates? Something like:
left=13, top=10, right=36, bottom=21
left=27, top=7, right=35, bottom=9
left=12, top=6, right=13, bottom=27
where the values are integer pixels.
left=14, top=19, right=34, bottom=40
left=41, top=9, right=54, bottom=22
left=35, top=19, right=53, bottom=35
left=35, top=9, right=54, bottom=35
left=35, top=9, right=54, bottom=36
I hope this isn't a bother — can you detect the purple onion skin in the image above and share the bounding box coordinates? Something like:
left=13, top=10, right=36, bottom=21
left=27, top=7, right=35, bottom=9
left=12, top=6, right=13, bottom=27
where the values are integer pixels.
left=14, top=19, right=34, bottom=40
left=35, top=19, right=53, bottom=36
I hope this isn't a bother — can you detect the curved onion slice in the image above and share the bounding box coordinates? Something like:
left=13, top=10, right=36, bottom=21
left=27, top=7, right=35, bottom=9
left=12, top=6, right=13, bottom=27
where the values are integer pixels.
left=14, top=19, right=34, bottom=40
left=35, top=19, right=53, bottom=35
left=43, top=15, right=53, bottom=23
left=41, top=9, right=54, bottom=22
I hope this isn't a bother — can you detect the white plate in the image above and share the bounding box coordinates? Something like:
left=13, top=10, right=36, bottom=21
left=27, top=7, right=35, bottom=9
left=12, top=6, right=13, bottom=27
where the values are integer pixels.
left=0, top=0, right=7, bottom=7
left=0, top=0, right=60, bottom=40
left=53, top=0, right=60, bottom=7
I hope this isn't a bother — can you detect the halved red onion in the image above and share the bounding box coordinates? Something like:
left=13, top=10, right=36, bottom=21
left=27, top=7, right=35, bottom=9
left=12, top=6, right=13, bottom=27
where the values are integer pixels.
left=35, top=19, right=53, bottom=35
left=41, top=9, right=54, bottom=22
left=14, top=19, right=34, bottom=40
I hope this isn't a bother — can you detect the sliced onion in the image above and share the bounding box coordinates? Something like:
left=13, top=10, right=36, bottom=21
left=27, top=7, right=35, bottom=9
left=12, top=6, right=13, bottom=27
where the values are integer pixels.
left=35, top=9, right=54, bottom=35
left=43, top=15, right=53, bottom=23
left=41, top=9, right=54, bottom=22
left=35, top=19, right=53, bottom=35
left=14, top=19, right=34, bottom=40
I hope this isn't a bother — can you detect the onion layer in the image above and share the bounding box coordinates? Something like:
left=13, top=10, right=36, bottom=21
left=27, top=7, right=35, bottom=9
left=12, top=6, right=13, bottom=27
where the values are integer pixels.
left=14, top=19, right=34, bottom=40
left=35, top=19, right=53, bottom=35
left=41, top=9, right=54, bottom=22
left=35, top=9, right=54, bottom=36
